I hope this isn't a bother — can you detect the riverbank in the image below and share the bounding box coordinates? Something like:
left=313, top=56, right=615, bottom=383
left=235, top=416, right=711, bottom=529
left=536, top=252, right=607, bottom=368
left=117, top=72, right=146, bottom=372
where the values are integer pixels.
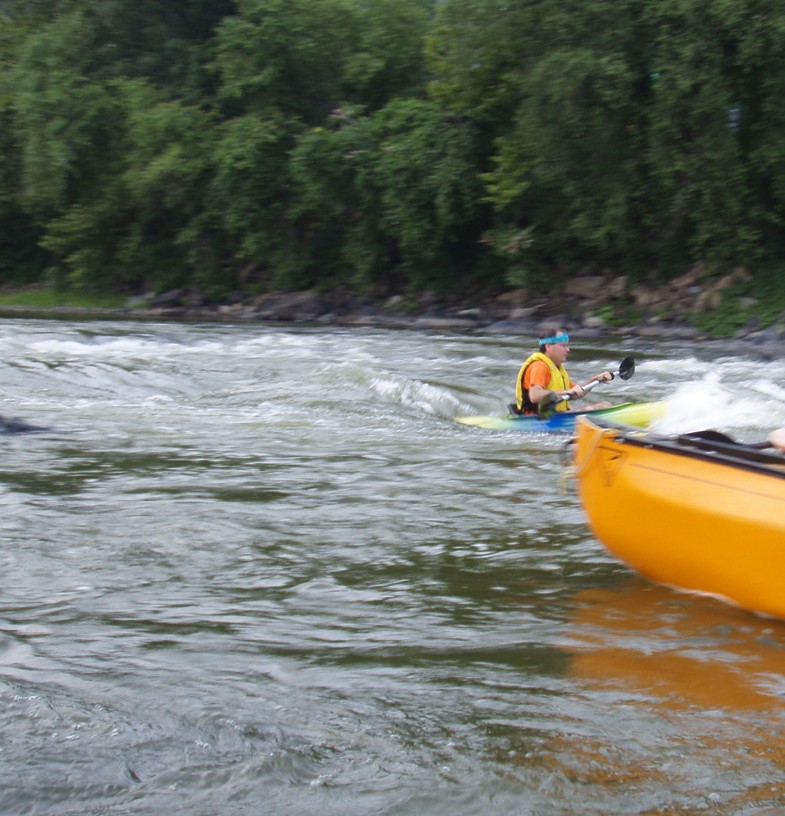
left=2, top=268, right=784, bottom=359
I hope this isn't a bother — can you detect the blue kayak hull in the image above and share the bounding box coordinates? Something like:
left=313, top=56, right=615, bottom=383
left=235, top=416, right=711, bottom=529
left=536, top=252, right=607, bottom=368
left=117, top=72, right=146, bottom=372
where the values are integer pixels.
left=455, top=401, right=665, bottom=433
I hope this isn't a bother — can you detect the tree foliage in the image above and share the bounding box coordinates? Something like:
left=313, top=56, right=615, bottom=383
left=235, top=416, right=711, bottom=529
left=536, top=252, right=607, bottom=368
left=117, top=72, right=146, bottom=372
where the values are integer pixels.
left=3, top=0, right=785, bottom=301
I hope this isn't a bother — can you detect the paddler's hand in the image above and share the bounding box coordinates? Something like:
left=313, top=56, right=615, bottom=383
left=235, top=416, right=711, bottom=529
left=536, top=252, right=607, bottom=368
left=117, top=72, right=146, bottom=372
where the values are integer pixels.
left=567, top=385, right=585, bottom=399
left=769, top=428, right=785, bottom=453
left=595, top=371, right=612, bottom=383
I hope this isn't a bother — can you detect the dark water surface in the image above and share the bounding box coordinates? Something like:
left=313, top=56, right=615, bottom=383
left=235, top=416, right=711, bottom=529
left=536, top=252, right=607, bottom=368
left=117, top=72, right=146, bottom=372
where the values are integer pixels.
left=2, top=319, right=785, bottom=815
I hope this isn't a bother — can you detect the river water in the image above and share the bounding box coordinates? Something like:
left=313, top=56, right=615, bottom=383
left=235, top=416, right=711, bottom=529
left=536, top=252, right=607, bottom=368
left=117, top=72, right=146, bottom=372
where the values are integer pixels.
left=2, top=318, right=785, bottom=816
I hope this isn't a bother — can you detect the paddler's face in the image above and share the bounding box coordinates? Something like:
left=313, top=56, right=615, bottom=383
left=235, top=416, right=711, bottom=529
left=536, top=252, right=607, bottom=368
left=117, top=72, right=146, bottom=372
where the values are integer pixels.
left=546, top=341, right=570, bottom=365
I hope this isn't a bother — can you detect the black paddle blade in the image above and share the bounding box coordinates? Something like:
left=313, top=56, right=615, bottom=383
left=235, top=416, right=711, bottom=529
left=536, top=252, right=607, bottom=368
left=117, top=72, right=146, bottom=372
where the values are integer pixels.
left=680, top=429, right=773, bottom=450
left=618, top=356, right=635, bottom=381
left=680, top=429, right=739, bottom=445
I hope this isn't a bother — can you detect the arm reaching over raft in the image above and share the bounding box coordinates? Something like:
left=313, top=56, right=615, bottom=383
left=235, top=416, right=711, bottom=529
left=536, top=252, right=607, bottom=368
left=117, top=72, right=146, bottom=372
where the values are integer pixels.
left=768, top=428, right=785, bottom=453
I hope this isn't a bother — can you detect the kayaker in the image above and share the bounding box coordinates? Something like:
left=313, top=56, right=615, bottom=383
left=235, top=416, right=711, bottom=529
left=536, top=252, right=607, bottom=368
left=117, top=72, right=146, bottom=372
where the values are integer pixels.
left=769, top=428, right=785, bottom=452
left=514, top=329, right=613, bottom=416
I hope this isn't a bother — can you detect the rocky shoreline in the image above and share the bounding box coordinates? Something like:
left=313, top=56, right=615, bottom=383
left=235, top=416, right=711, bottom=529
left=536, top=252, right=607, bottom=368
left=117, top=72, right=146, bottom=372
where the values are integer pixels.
left=2, top=267, right=784, bottom=359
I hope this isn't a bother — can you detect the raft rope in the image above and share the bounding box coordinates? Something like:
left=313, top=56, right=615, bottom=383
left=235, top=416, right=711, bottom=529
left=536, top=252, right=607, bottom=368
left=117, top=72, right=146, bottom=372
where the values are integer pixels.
left=558, top=426, right=618, bottom=494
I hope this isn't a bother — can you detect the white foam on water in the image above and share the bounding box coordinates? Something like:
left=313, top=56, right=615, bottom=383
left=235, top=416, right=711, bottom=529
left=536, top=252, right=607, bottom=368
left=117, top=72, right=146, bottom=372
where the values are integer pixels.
left=651, top=368, right=785, bottom=439
left=370, top=374, right=464, bottom=416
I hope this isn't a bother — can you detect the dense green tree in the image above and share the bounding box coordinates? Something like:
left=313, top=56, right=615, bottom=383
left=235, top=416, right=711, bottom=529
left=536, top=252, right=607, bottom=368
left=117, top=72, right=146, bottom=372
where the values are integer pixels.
left=365, top=99, right=485, bottom=289
left=85, top=0, right=236, bottom=99
left=431, top=0, right=785, bottom=286
left=482, top=43, right=642, bottom=284
left=213, top=0, right=356, bottom=123
left=344, top=0, right=432, bottom=111
left=429, top=0, right=648, bottom=284
left=640, top=0, right=758, bottom=269
left=286, top=99, right=486, bottom=293
left=11, top=11, right=122, bottom=217
left=208, top=112, right=295, bottom=289
left=4, top=10, right=125, bottom=287
left=425, top=0, right=527, bottom=124
left=38, top=78, right=220, bottom=292
left=7, top=6, right=229, bottom=292
left=0, top=93, right=41, bottom=282
left=213, top=0, right=428, bottom=119
left=3, top=0, right=785, bottom=308
left=211, top=0, right=440, bottom=290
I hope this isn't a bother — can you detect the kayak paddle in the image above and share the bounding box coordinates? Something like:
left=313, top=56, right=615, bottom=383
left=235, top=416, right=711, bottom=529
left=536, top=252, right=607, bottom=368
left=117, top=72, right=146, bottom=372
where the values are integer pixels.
left=541, top=356, right=635, bottom=416
left=578, top=355, right=635, bottom=397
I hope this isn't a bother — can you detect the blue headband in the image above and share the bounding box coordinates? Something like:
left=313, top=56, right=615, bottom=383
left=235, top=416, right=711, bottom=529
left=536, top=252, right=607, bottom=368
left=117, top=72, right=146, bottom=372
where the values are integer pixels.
left=539, top=333, right=570, bottom=345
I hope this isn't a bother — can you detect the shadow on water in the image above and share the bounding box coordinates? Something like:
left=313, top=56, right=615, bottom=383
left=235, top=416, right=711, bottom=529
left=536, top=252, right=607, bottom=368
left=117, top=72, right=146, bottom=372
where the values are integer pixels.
left=0, top=413, right=49, bottom=434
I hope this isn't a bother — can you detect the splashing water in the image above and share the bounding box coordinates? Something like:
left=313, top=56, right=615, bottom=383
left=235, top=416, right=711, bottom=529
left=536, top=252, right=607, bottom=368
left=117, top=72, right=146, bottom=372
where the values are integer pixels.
left=651, top=367, right=785, bottom=440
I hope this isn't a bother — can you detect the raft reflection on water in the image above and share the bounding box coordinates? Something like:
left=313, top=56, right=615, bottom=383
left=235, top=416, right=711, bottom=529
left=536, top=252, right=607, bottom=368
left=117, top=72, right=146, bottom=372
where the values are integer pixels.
left=546, top=581, right=785, bottom=806
left=564, top=581, right=785, bottom=711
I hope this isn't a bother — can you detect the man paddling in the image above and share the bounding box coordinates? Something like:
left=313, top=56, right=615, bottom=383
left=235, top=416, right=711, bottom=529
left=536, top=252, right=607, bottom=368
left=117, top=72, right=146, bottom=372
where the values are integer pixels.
left=514, top=329, right=613, bottom=417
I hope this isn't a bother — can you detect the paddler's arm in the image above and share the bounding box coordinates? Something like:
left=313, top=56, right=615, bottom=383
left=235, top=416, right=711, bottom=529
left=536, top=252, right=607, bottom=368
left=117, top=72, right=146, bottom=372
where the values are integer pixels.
left=529, top=383, right=584, bottom=404
left=576, top=370, right=612, bottom=389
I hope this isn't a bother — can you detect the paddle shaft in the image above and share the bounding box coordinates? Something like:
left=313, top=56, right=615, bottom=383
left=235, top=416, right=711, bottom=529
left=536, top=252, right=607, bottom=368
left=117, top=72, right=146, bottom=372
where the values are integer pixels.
left=535, top=356, right=634, bottom=418
left=555, top=356, right=634, bottom=404
left=565, top=377, right=601, bottom=400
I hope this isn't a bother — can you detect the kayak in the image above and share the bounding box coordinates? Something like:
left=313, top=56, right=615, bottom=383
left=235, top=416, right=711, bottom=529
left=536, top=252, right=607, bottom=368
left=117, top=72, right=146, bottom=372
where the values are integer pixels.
left=455, top=401, right=665, bottom=433
left=573, top=414, right=785, bottom=620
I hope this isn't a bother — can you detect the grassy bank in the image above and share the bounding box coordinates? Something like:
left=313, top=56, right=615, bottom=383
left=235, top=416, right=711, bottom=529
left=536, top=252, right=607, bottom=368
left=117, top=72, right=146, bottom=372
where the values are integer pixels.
left=0, top=287, right=129, bottom=310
